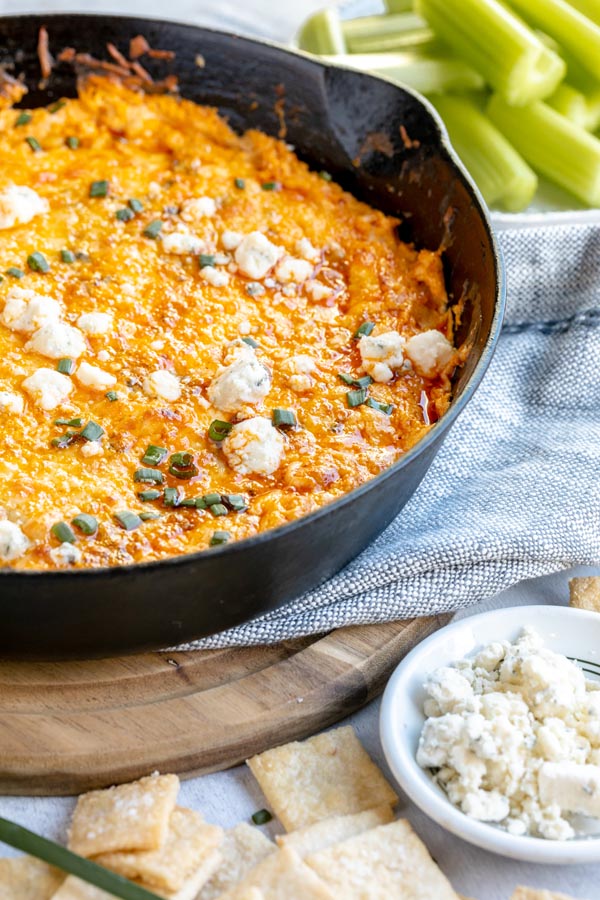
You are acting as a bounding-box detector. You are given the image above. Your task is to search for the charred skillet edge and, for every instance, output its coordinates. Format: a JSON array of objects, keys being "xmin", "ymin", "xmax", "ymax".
[{"xmin": 0, "ymin": 13, "xmax": 506, "ymax": 584}]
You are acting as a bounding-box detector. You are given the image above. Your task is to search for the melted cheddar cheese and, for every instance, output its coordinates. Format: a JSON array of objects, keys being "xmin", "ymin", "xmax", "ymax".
[{"xmin": 0, "ymin": 78, "xmax": 456, "ymax": 570}]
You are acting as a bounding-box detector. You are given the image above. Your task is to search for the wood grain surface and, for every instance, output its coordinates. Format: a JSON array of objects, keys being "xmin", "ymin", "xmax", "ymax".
[{"xmin": 0, "ymin": 615, "xmax": 449, "ymax": 796}]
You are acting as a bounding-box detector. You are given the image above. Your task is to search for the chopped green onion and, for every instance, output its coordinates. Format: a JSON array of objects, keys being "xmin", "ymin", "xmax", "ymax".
[
  {"xmin": 251, "ymin": 809, "xmax": 273, "ymax": 826},
  {"xmin": 261, "ymin": 181, "xmax": 281, "ymax": 191},
  {"xmin": 114, "ymin": 510, "xmax": 142, "ymax": 531},
  {"xmin": 89, "ymin": 179, "xmax": 109, "ymax": 198},
  {"xmin": 246, "ymin": 282, "xmax": 265, "ymax": 296},
  {"xmin": 80, "ymin": 421, "xmax": 104, "ymax": 442},
  {"xmin": 210, "ymin": 530, "xmax": 231, "ymax": 546},
  {"xmin": 168, "ymin": 451, "xmax": 199, "ymax": 479},
  {"xmin": 15, "ymin": 111, "xmax": 32, "ymax": 127},
  {"xmin": 416, "ymin": 0, "xmax": 565, "ymax": 105},
  {"xmin": 116, "ymin": 207, "xmax": 134, "ymax": 222},
  {"xmin": 141, "ymin": 444, "xmax": 168, "ymax": 466},
  {"xmin": 272, "ymin": 408, "xmax": 297, "ymax": 428},
  {"xmin": 346, "ymin": 388, "xmax": 369, "ymax": 408},
  {"xmin": 0, "ymin": 815, "xmax": 163, "ymax": 900},
  {"xmin": 128, "ymin": 198, "xmax": 144, "ymax": 213},
  {"xmin": 27, "ymin": 252, "xmax": 49, "ymax": 273},
  {"xmin": 76, "ymin": 251, "xmax": 90, "ymax": 262},
  {"xmin": 337, "ymin": 372, "xmax": 373, "ymax": 388},
  {"xmin": 143, "ymin": 219, "xmax": 163, "ymax": 239},
  {"xmin": 66, "ymin": 136, "xmax": 79, "ymax": 149},
  {"xmin": 199, "ymin": 253, "xmax": 216, "ymax": 268},
  {"xmin": 180, "ymin": 498, "xmax": 200, "ymax": 508},
  {"xmin": 72, "ymin": 513, "xmax": 98, "ymax": 535},
  {"xmin": 297, "ymin": 7, "xmax": 347, "ymax": 54},
  {"xmin": 429, "ymin": 93, "xmax": 537, "ymax": 212},
  {"xmin": 49, "ymin": 100, "xmax": 67, "ymax": 113},
  {"xmin": 51, "ymin": 521, "xmax": 76, "ymax": 544},
  {"xmin": 163, "ymin": 487, "xmax": 182, "ymax": 507},
  {"xmin": 105, "ymin": 390, "xmax": 118, "ymax": 401},
  {"xmin": 138, "ymin": 489, "xmax": 162, "ymax": 502},
  {"xmin": 487, "ymin": 94, "xmax": 600, "ymax": 207},
  {"xmin": 354, "ymin": 321, "xmax": 375, "ymax": 338},
  {"xmin": 56, "ymin": 357, "xmax": 75, "ymax": 375},
  {"xmin": 54, "ymin": 417, "xmax": 82, "ymax": 427},
  {"xmin": 134, "ymin": 467, "xmax": 165, "ymax": 484},
  {"xmin": 366, "ymin": 397, "xmax": 394, "ymax": 415},
  {"xmin": 51, "ymin": 433, "xmax": 76, "ymax": 449},
  {"xmin": 210, "ymin": 503, "xmax": 229, "ymax": 517},
  {"xmin": 6, "ymin": 267, "xmax": 25, "ymax": 279},
  {"xmin": 203, "ymin": 492, "xmax": 222, "ymax": 507},
  {"xmin": 222, "ymin": 494, "xmax": 248, "ymax": 512},
  {"xmin": 234, "ymin": 178, "xmax": 246, "ymax": 189},
  {"xmin": 60, "ymin": 249, "xmax": 76, "ymax": 263},
  {"xmin": 318, "ymin": 170, "xmax": 333, "ymax": 181},
  {"xmin": 139, "ymin": 510, "xmax": 161, "ymax": 521},
  {"xmin": 208, "ymin": 420, "xmax": 233, "ymax": 442},
  {"xmin": 25, "ymin": 136, "xmax": 42, "ymax": 152},
  {"xmin": 241, "ymin": 336, "xmax": 259, "ymax": 348}
]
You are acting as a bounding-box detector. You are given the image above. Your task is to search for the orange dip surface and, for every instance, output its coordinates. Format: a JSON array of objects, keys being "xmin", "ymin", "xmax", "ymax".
[{"xmin": 0, "ymin": 78, "xmax": 457, "ymax": 570}]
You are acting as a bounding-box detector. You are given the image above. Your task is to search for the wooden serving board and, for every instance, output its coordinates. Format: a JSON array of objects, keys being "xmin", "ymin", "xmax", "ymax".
[{"xmin": 0, "ymin": 615, "xmax": 448, "ymax": 796}]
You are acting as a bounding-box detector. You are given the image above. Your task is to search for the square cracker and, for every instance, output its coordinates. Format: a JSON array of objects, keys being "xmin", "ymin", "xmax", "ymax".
[
  {"xmin": 0, "ymin": 856, "xmax": 64, "ymax": 900},
  {"xmin": 47, "ymin": 876, "xmax": 113, "ymax": 900},
  {"xmin": 305, "ymin": 818, "xmax": 460, "ymax": 899},
  {"xmin": 511, "ymin": 890, "xmax": 583, "ymax": 900},
  {"xmin": 198, "ymin": 823, "xmax": 274, "ymax": 900},
  {"xmin": 276, "ymin": 805, "xmax": 394, "ymax": 858},
  {"xmin": 247, "ymin": 726, "xmax": 397, "ymax": 831},
  {"xmin": 569, "ymin": 576, "xmax": 600, "ymax": 612},
  {"xmin": 68, "ymin": 773, "xmax": 179, "ymax": 857},
  {"xmin": 93, "ymin": 807, "xmax": 223, "ymax": 892},
  {"xmin": 217, "ymin": 846, "xmax": 335, "ymax": 900}
]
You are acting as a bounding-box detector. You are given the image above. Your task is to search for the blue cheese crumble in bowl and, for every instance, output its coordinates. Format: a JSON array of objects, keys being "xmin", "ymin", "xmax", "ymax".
[{"xmin": 380, "ymin": 605, "xmax": 600, "ymax": 863}]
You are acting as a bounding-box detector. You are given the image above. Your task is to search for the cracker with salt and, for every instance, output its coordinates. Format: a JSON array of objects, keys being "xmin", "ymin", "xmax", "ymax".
[
  {"xmin": 0, "ymin": 856, "xmax": 64, "ymax": 900},
  {"xmin": 93, "ymin": 807, "xmax": 222, "ymax": 892},
  {"xmin": 276, "ymin": 805, "xmax": 394, "ymax": 858},
  {"xmin": 217, "ymin": 846, "xmax": 334, "ymax": 900},
  {"xmin": 160, "ymin": 850, "xmax": 222, "ymax": 900},
  {"xmin": 569, "ymin": 576, "xmax": 600, "ymax": 613},
  {"xmin": 47, "ymin": 876, "xmax": 113, "ymax": 900},
  {"xmin": 305, "ymin": 818, "xmax": 460, "ymax": 899},
  {"xmin": 198, "ymin": 822, "xmax": 274, "ymax": 900},
  {"xmin": 511, "ymin": 889, "xmax": 584, "ymax": 900},
  {"xmin": 247, "ymin": 726, "xmax": 397, "ymax": 831},
  {"xmin": 68, "ymin": 773, "xmax": 179, "ymax": 857}
]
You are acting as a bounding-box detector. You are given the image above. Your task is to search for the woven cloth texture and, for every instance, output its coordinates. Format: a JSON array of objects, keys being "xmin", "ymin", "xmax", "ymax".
[{"xmin": 181, "ymin": 222, "xmax": 600, "ymax": 649}]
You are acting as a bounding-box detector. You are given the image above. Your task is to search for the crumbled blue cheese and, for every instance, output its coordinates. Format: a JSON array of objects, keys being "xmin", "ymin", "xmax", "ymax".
[
  {"xmin": 275, "ymin": 257, "xmax": 313, "ymax": 284},
  {"xmin": 305, "ymin": 280, "xmax": 333, "ymax": 302},
  {"xmin": 284, "ymin": 354, "xmax": 317, "ymax": 393},
  {"xmin": 222, "ymin": 415, "xmax": 284, "ymax": 475},
  {"xmin": 234, "ymin": 232, "xmax": 283, "ymax": 280},
  {"xmin": 22, "ymin": 367, "xmax": 73, "ymax": 410},
  {"xmin": 161, "ymin": 230, "xmax": 206, "ymax": 255},
  {"xmin": 417, "ymin": 628, "xmax": 600, "ymax": 840},
  {"xmin": 0, "ymin": 184, "xmax": 49, "ymax": 230},
  {"xmin": 142, "ymin": 369, "xmax": 181, "ymax": 402},
  {"xmin": 200, "ymin": 265, "xmax": 229, "ymax": 287},
  {"xmin": 181, "ymin": 196, "xmax": 217, "ymax": 221},
  {"xmin": 25, "ymin": 322, "xmax": 86, "ymax": 360},
  {"xmin": 1, "ymin": 287, "xmax": 61, "ymax": 333},
  {"xmin": 50, "ymin": 542, "xmax": 82, "ymax": 566},
  {"xmin": 295, "ymin": 237, "xmax": 320, "ymax": 262},
  {"xmin": 359, "ymin": 331, "xmax": 405, "ymax": 383},
  {"xmin": 208, "ymin": 343, "xmax": 271, "ymax": 412},
  {"xmin": 0, "ymin": 390, "xmax": 24, "ymax": 414},
  {"xmin": 77, "ymin": 312, "xmax": 113, "ymax": 335},
  {"xmin": 405, "ymin": 330, "xmax": 454, "ymax": 379},
  {"xmin": 0, "ymin": 520, "xmax": 30, "ymax": 561},
  {"xmin": 221, "ymin": 230, "xmax": 243, "ymax": 250},
  {"xmin": 76, "ymin": 361, "xmax": 117, "ymax": 391}
]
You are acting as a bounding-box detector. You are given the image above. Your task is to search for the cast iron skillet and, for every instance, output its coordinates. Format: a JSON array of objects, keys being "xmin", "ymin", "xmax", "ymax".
[{"xmin": 0, "ymin": 14, "xmax": 505, "ymax": 658}]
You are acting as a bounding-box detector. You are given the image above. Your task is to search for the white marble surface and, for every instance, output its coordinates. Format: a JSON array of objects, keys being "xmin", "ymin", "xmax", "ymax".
[{"xmin": 1, "ymin": 1, "xmax": 599, "ymax": 896}]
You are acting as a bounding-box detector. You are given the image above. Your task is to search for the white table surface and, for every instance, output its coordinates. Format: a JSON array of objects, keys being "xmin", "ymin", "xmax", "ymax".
[{"xmin": 1, "ymin": 1, "xmax": 599, "ymax": 897}]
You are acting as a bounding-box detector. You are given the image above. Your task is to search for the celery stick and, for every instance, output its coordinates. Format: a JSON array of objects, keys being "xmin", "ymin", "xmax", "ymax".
[
  {"xmin": 487, "ymin": 93, "xmax": 600, "ymax": 206},
  {"xmin": 384, "ymin": 0, "xmax": 414, "ymax": 12},
  {"xmin": 297, "ymin": 8, "xmax": 346, "ymax": 55},
  {"xmin": 547, "ymin": 83, "xmax": 591, "ymax": 128},
  {"xmin": 561, "ymin": 0, "xmax": 600, "ymax": 26},
  {"xmin": 429, "ymin": 94, "xmax": 537, "ymax": 211},
  {"xmin": 342, "ymin": 13, "xmax": 436, "ymax": 54},
  {"xmin": 506, "ymin": 0, "xmax": 600, "ymax": 81},
  {"xmin": 416, "ymin": 0, "xmax": 566, "ymax": 105},
  {"xmin": 322, "ymin": 52, "xmax": 485, "ymax": 94}
]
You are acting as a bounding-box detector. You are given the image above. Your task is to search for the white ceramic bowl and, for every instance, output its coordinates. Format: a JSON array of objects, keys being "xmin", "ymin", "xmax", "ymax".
[{"xmin": 380, "ymin": 604, "xmax": 600, "ymax": 864}]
